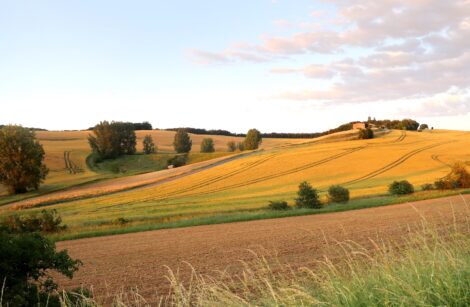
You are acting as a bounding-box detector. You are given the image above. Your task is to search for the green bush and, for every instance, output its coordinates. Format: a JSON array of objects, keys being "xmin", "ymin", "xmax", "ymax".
[
  {"xmin": 358, "ymin": 128, "xmax": 374, "ymax": 139},
  {"xmin": 114, "ymin": 217, "xmax": 130, "ymax": 225},
  {"xmin": 295, "ymin": 181, "xmax": 322, "ymax": 209},
  {"xmin": 227, "ymin": 141, "xmax": 237, "ymax": 152},
  {"xmin": 238, "ymin": 142, "xmax": 245, "ymax": 151},
  {"xmin": 421, "ymin": 183, "xmax": 434, "ymax": 191},
  {"xmin": 4, "ymin": 209, "xmax": 67, "ymax": 233},
  {"xmin": 389, "ymin": 180, "xmax": 415, "ymax": 195},
  {"xmin": 244, "ymin": 129, "xmax": 262, "ymax": 150},
  {"xmin": 268, "ymin": 201, "xmax": 290, "ymax": 210},
  {"xmin": 328, "ymin": 185, "xmax": 350, "ymax": 203},
  {"xmin": 168, "ymin": 154, "xmax": 188, "ymax": 167},
  {"xmin": 200, "ymin": 138, "xmax": 215, "ymax": 153}
]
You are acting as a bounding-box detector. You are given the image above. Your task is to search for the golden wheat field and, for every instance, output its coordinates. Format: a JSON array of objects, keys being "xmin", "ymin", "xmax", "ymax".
[{"xmin": 1, "ymin": 129, "xmax": 469, "ymax": 238}]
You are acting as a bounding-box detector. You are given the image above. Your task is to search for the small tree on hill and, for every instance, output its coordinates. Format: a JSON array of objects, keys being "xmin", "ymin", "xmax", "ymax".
[
  {"xmin": 143, "ymin": 134, "xmax": 156, "ymax": 154},
  {"xmin": 419, "ymin": 124, "xmax": 429, "ymax": 130},
  {"xmin": 173, "ymin": 129, "xmax": 192, "ymax": 153},
  {"xmin": 358, "ymin": 128, "xmax": 374, "ymax": 139},
  {"xmin": 389, "ymin": 180, "xmax": 414, "ymax": 195},
  {"xmin": 0, "ymin": 125, "xmax": 49, "ymax": 194},
  {"xmin": 227, "ymin": 141, "xmax": 237, "ymax": 152},
  {"xmin": 244, "ymin": 129, "xmax": 262, "ymax": 150},
  {"xmin": 238, "ymin": 142, "xmax": 245, "ymax": 151},
  {"xmin": 295, "ymin": 181, "xmax": 322, "ymax": 209},
  {"xmin": 200, "ymin": 138, "xmax": 215, "ymax": 153}
]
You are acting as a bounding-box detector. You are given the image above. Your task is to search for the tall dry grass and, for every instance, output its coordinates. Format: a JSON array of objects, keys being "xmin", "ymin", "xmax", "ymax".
[{"xmin": 50, "ymin": 197, "xmax": 470, "ymax": 306}]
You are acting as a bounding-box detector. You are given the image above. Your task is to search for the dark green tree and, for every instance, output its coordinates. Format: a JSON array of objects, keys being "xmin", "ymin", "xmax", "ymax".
[
  {"xmin": 358, "ymin": 128, "xmax": 374, "ymax": 139},
  {"xmin": 173, "ymin": 129, "xmax": 192, "ymax": 153},
  {"xmin": 419, "ymin": 124, "xmax": 429, "ymax": 130},
  {"xmin": 295, "ymin": 181, "xmax": 322, "ymax": 209},
  {"xmin": 88, "ymin": 121, "xmax": 137, "ymax": 160},
  {"xmin": 142, "ymin": 134, "xmax": 156, "ymax": 154},
  {"xmin": 227, "ymin": 141, "xmax": 237, "ymax": 152},
  {"xmin": 0, "ymin": 210, "xmax": 81, "ymax": 306},
  {"xmin": 0, "ymin": 125, "xmax": 49, "ymax": 194},
  {"xmin": 244, "ymin": 129, "xmax": 262, "ymax": 150},
  {"xmin": 200, "ymin": 138, "xmax": 215, "ymax": 153},
  {"xmin": 328, "ymin": 185, "xmax": 350, "ymax": 203}
]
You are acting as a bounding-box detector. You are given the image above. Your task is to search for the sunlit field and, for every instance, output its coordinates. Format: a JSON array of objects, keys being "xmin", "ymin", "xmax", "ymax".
[{"xmin": 2, "ymin": 129, "xmax": 469, "ymax": 239}]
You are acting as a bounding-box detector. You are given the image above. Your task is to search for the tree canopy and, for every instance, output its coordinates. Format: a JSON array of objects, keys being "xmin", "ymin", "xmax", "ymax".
[
  {"xmin": 173, "ymin": 129, "xmax": 192, "ymax": 153},
  {"xmin": 0, "ymin": 125, "xmax": 49, "ymax": 194},
  {"xmin": 88, "ymin": 121, "xmax": 137, "ymax": 160},
  {"xmin": 200, "ymin": 138, "xmax": 215, "ymax": 153},
  {"xmin": 244, "ymin": 129, "xmax": 262, "ymax": 150}
]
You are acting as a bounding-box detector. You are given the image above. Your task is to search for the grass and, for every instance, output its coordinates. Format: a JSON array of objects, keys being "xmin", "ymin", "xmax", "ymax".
[
  {"xmin": 49, "ymin": 188, "xmax": 470, "ymax": 241},
  {"xmin": 54, "ymin": 198, "xmax": 470, "ymax": 306}
]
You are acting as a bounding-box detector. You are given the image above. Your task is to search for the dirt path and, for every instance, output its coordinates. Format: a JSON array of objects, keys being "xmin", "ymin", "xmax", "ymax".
[{"xmin": 57, "ymin": 194, "xmax": 470, "ymax": 301}]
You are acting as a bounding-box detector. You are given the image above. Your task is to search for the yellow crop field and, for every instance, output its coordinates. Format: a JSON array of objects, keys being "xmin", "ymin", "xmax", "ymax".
[{"xmin": 2, "ymin": 129, "xmax": 469, "ymax": 239}]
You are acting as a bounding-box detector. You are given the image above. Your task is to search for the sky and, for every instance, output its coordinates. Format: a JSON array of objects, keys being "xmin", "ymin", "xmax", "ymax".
[{"xmin": 1, "ymin": 0, "xmax": 470, "ymax": 133}]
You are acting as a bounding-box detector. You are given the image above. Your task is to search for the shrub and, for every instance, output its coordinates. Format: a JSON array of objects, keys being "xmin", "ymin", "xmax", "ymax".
[
  {"xmin": 238, "ymin": 142, "xmax": 245, "ymax": 151},
  {"xmin": 227, "ymin": 141, "xmax": 237, "ymax": 152},
  {"xmin": 200, "ymin": 138, "xmax": 215, "ymax": 153},
  {"xmin": 328, "ymin": 185, "xmax": 350, "ymax": 203},
  {"xmin": 3, "ymin": 209, "xmax": 67, "ymax": 233},
  {"xmin": 143, "ymin": 134, "xmax": 156, "ymax": 154},
  {"xmin": 295, "ymin": 181, "xmax": 322, "ymax": 209},
  {"xmin": 0, "ymin": 125, "xmax": 49, "ymax": 194},
  {"xmin": 433, "ymin": 162, "xmax": 470, "ymax": 190},
  {"xmin": 358, "ymin": 128, "xmax": 374, "ymax": 139},
  {"xmin": 168, "ymin": 154, "xmax": 188, "ymax": 167},
  {"xmin": 268, "ymin": 201, "xmax": 290, "ymax": 210},
  {"xmin": 421, "ymin": 183, "xmax": 435, "ymax": 191},
  {"xmin": 0, "ymin": 212, "xmax": 81, "ymax": 306},
  {"xmin": 114, "ymin": 217, "xmax": 130, "ymax": 225},
  {"xmin": 244, "ymin": 129, "xmax": 262, "ymax": 150},
  {"xmin": 389, "ymin": 180, "xmax": 415, "ymax": 195},
  {"xmin": 173, "ymin": 129, "xmax": 192, "ymax": 153}
]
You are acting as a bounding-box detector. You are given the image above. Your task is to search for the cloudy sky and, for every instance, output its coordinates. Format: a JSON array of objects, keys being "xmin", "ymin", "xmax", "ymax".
[{"xmin": 1, "ymin": 0, "xmax": 469, "ymax": 132}]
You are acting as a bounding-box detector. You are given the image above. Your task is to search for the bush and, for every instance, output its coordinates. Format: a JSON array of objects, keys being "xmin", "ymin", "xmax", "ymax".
[
  {"xmin": 143, "ymin": 134, "xmax": 156, "ymax": 154},
  {"xmin": 244, "ymin": 129, "xmax": 262, "ymax": 150},
  {"xmin": 200, "ymin": 138, "xmax": 215, "ymax": 153},
  {"xmin": 295, "ymin": 181, "xmax": 322, "ymax": 209},
  {"xmin": 168, "ymin": 154, "xmax": 188, "ymax": 167},
  {"xmin": 238, "ymin": 142, "xmax": 245, "ymax": 151},
  {"xmin": 173, "ymin": 129, "xmax": 192, "ymax": 153},
  {"xmin": 114, "ymin": 217, "xmax": 130, "ymax": 225},
  {"xmin": 3, "ymin": 209, "xmax": 67, "ymax": 233},
  {"xmin": 0, "ymin": 211, "xmax": 81, "ymax": 306},
  {"xmin": 358, "ymin": 128, "xmax": 374, "ymax": 140},
  {"xmin": 328, "ymin": 185, "xmax": 350, "ymax": 203},
  {"xmin": 0, "ymin": 125, "xmax": 49, "ymax": 194},
  {"xmin": 389, "ymin": 180, "xmax": 415, "ymax": 195},
  {"xmin": 421, "ymin": 183, "xmax": 435, "ymax": 191},
  {"xmin": 433, "ymin": 162, "xmax": 470, "ymax": 190},
  {"xmin": 227, "ymin": 141, "xmax": 237, "ymax": 152},
  {"xmin": 268, "ymin": 201, "xmax": 290, "ymax": 210}
]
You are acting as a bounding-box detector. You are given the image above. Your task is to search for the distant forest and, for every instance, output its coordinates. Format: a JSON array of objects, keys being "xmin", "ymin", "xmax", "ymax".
[
  {"xmin": 2, "ymin": 118, "xmax": 423, "ymax": 138},
  {"xmin": 166, "ymin": 118, "xmax": 422, "ymax": 139}
]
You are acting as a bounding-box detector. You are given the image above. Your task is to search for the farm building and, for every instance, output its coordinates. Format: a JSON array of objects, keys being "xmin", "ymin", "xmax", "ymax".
[{"xmin": 352, "ymin": 122, "xmax": 367, "ymax": 130}]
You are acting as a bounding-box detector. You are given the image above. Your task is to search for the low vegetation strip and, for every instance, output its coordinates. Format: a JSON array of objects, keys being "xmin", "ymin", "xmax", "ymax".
[{"xmin": 55, "ymin": 194, "xmax": 470, "ymax": 302}]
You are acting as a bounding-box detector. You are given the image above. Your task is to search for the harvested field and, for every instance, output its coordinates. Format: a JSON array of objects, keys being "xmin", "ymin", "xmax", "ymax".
[{"xmin": 56, "ymin": 194, "xmax": 470, "ymax": 303}]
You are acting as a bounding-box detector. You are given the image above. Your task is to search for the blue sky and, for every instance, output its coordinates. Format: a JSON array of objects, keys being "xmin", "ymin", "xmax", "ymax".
[{"xmin": 1, "ymin": 0, "xmax": 469, "ymax": 132}]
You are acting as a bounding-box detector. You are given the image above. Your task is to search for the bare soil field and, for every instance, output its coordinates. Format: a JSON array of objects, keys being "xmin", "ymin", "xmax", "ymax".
[{"xmin": 57, "ymin": 194, "xmax": 470, "ymax": 302}]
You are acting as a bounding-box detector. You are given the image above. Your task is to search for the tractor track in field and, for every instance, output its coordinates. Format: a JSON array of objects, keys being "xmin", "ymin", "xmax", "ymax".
[
  {"xmin": 64, "ymin": 151, "xmax": 83, "ymax": 174},
  {"xmin": 341, "ymin": 141, "xmax": 455, "ymax": 187},
  {"xmin": 151, "ymin": 146, "xmax": 368, "ymax": 203},
  {"xmin": 149, "ymin": 131, "xmax": 408, "ymax": 202}
]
